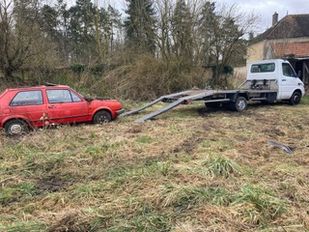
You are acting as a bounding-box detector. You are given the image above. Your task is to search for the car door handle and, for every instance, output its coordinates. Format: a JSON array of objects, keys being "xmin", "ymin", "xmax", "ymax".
[
  {"xmin": 282, "ymin": 79, "xmax": 287, "ymax": 82},
  {"xmin": 48, "ymin": 105, "xmax": 56, "ymax": 109}
]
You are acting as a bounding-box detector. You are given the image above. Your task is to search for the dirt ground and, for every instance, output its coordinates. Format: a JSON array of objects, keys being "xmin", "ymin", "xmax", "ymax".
[{"xmin": 0, "ymin": 100, "xmax": 308, "ymax": 232}]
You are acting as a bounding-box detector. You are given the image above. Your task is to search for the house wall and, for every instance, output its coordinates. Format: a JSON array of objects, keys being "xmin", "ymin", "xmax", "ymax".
[
  {"xmin": 271, "ymin": 37, "xmax": 309, "ymax": 58},
  {"xmin": 247, "ymin": 37, "xmax": 309, "ymax": 63},
  {"xmin": 247, "ymin": 41, "xmax": 266, "ymax": 63}
]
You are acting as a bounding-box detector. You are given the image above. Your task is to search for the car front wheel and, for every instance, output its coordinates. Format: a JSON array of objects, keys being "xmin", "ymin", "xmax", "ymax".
[
  {"xmin": 93, "ymin": 110, "xmax": 112, "ymax": 124},
  {"xmin": 4, "ymin": 119, "xmax": 29, "ymax": 136}
]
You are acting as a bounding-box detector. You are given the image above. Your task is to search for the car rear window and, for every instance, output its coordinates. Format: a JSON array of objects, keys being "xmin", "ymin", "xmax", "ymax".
[
  {"xmin": 251, "ymin": 63, "xmax": 275, "ymax": 73},
  {"xmin": 10, "ymin": 91, "xmax": 43, "ymax": 106}
]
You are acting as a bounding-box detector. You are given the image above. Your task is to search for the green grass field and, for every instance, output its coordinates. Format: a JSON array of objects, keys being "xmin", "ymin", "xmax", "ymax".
[{"xmin": 0, "ymin": 101, "xmax": 308, "ymax": 231}]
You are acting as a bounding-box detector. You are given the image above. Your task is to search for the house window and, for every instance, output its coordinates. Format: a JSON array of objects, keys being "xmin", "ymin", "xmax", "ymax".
[
  {"xmin": 10, "ymin": 91, "xmax": 43, "ymax": 106},
  {"xmin": 282, "ymin": 63, "xmax": 297, "ymax": 77},
  {"xmin": 251, "ymin": 63, "xmax": 275, "ymax": 73}
]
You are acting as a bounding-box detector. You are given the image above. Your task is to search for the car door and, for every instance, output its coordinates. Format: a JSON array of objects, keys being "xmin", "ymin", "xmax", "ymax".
[
  {"xmin": 280, "ymin": 63, "xmax": 299, "ymax": 99},
  {"xmin": 9, "ymin": 90, "xmax": 47, "ymax": 127},
  {"xmin": 46, "ymin": 89, "xmax": 89, "ymax": 124}
]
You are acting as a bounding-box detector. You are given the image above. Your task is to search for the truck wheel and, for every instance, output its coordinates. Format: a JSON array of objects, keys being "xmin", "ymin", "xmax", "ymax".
[
  {"xmin": 4, "ymin": 119, "xmax": 29, "ymax": 136},
  {"xmin": 230, "ymin": 97, "xmax": 248, "ymax": 112},
  {"xmin": 289, "ymin": 91, "xmax": 302, "ymax": 105},
  {"xmin": 93, "ymin": 110, "xmax": 112, "ymax": 124}
]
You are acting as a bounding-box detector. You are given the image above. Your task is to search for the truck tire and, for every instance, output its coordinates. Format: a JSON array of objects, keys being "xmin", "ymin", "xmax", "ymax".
[
  {"xmin": 93, "ymin": 110, "xmax": 112, "ymax": 124},
  {"xmin": 289, "ymin": 91, "xmax": 302, "ymax": 105},
  {"xmin": 4, "ymin": 119, "xmax": 29, "ymax": 136},
  {"xmin": 230, "ymin": 96, "xmax": 248, "ymax": 112}
]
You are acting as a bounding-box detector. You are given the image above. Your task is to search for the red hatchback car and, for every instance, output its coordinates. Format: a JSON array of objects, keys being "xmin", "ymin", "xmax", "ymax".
[{"xmin": 0, "ymin": 85, "xmax": 124, "ymax": 135}]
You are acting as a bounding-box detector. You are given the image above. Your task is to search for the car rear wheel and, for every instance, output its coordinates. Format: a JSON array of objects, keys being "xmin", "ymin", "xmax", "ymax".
[
  {"xmin": 4, "ymin": 119, "xmax": 29, "ymax": 136},
  {"xmin": 93, "ymin": 110, "xmax": 112, "ymax": 124}
]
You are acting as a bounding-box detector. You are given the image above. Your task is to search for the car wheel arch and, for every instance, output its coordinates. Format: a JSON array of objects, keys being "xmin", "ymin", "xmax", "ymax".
[
  {"xmin": 92, "ymin": 108, "xmax": 113, "ymax": 120},
  {"xmin": 3, "ymin": 118, "xmax": 32, "ymax": 135},
  {"xmin": 3, "ymin": 117, "xmax": 32, "ymax": 128}
]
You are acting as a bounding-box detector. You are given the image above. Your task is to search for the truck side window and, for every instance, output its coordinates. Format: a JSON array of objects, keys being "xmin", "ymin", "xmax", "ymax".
[{"xmin": 282, "ymin": 63, "xmax": 297, "ymax": 77}]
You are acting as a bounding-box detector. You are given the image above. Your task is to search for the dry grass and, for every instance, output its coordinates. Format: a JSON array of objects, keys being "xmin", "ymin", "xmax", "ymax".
[{"xmin": 0, "ymin": 100, "xmax": 308, "ymax": 231}]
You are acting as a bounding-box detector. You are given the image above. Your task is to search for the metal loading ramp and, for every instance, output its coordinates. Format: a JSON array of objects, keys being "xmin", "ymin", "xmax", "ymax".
[{"xmin": 122, "ymin": 89, "xmax": 218, "ymax": 123}]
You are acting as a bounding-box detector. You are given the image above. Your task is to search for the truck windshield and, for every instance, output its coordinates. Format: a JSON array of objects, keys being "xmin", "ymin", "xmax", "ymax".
[{"xmin": 251, "ymin": 63, "xmax": 275, "ymax": 73}]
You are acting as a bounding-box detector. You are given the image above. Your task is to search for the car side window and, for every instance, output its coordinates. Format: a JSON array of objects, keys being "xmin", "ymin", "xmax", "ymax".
[
  {"xmin": 47, "ymin": 90, "xmax": 73, "ymax": 103},
  {"xmin": 10, "ymin": 91, "xmax": 43, "ymax": 106},
  {"xmin": 71, "ymin": 91, "xmax": 82, "ymax": 102},
  {"xmin": 282, "ymin": 63, "xmax": 297, "ymax": 77}
]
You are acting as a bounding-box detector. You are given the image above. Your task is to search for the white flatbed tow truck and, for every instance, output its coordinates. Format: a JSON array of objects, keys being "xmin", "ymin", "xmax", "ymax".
[{"xmin": 123, "ymin": 59, "xmax": 305, "ymax": 123}]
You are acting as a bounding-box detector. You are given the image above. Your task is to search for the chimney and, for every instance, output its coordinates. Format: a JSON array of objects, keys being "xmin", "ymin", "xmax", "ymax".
[{"xmin": 272, "ymin": 12, "xmax": 278, "ymax": 26}]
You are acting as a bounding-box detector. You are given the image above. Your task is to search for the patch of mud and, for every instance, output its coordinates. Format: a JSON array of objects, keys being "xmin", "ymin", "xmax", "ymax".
[
  {"xmin": 172, "ymin": 136, "xmax": 204, "ymax": 154},
  {"xmin": 126, "ymin": 124, "xmax": 143, "ymax": 134},
  {"xmin": 36, "ymin": 174, "xmax": 76, "ymax": 193}
]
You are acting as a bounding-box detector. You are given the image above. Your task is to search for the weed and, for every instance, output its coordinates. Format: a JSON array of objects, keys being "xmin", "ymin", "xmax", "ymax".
[
  {"xmin": 160, "ymin": 185, "xmax": 232, "ymax": 210},
  {"xmin": 301, "ymin": 95, "xmax": 309, "ymax": 105},
  {"xmin": 136, "ymin": 135, "xmax": 153, "ymax": 144},
  {"xmin": 0, "ymin": 221, "xmax": 47, "ymax": 232},
  {"xmin": 156, "ymin": 161, "xmax": 172, "ymax": 176},
  {"xmin": 0, "ymin": 182, "xmax": 37, "ymax": 205},
  {"xmin": 107, "ymin": 211, "xmax": 172, "ymax": 232},
  {"xmin": 232, "ymin": 185, "xmax": 286, "ymax": 224},
  {"xmin": 203, "ymin": 155, "xmax": 241, "ymax": 178}
]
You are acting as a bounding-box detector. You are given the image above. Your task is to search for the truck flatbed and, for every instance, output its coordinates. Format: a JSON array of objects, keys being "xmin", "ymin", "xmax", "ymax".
[{"xmin": 123, "ymin": 87, "xmax": 278, "ymax": 123}]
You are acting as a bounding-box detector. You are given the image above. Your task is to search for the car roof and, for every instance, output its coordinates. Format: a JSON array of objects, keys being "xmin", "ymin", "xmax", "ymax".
[{"xmin": 5, "ymin": 85, "xmax": 70, "ymax": 91}]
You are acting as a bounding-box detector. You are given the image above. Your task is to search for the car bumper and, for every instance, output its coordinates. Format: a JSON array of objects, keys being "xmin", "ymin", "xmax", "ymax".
[{"xmin": 116, "ymin": 109, "xmax": 125, "ymax": 115}]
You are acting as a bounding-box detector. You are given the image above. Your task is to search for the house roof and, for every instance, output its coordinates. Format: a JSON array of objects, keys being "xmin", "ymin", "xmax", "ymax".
[{"xmin": 251, "ymin": 14, "xmax": 309, "ymax": 44}]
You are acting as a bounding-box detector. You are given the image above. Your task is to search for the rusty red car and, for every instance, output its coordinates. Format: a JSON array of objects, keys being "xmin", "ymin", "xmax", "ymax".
[{"xmin": 0, "ymin": 85, "xmax": 124, "ymax": 135}]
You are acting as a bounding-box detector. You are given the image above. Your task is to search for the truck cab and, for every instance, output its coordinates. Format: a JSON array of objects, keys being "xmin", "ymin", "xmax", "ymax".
[{"xmin": 247, "ymin": 59, "xmax": 305, "ymax": 104}]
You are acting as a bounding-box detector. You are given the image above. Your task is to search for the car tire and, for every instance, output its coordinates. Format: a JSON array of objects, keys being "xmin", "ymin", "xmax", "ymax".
[
  {"xmin": 289, "ymin": 91, "xmax": 302, "ymax": 105},
  {"xmin": 230, "ymin": 96, "xmax": 248, "ymax": 112},
  {"xmin": 93, "ymin": 110, "xmax": 112, "ymax": 124},
  {"xmin": 4, "ymin": 119, "xmax": 29, "ymax": 136}
]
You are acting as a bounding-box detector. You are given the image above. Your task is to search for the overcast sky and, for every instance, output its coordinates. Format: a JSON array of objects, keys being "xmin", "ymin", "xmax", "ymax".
[
  {"xmin": 218, "ymin": 0, "xmax": 309, "ymax": 33},
  {"xmin": 65, "ymin": 0, "xmax": 308, "ymax": 34}
]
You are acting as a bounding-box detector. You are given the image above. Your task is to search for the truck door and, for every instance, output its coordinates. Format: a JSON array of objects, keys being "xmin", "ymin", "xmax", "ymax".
[{"xmin": 279, "ymin": 63, "xmax": 299, "ymax": 99}]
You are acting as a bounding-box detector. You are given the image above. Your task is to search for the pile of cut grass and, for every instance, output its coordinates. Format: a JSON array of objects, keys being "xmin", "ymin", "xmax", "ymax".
[{"xmin": 0, "ymin": 102, "xmax": 308, "ymax": 231}]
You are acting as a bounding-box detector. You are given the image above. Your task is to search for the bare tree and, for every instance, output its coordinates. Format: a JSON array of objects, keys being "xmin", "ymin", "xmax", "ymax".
[{"xmin": 0, "ymin": 0, "xmax": 46, "ymax": 80}]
